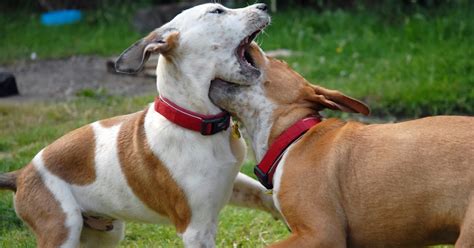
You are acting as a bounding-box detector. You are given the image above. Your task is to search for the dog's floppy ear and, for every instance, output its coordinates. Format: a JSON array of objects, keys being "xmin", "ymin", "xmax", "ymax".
[
  {"xmin": 308, "ymin": 85, "xmax": 370, "ymax": 116},
  {"xmin": 115, "ymin": 29, "xmax": 179, "ymax": 74}
]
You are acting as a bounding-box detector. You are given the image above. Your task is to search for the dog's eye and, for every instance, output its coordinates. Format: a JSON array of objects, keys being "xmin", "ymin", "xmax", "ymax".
[{"xmin": 209, "ymin": 8, "xmax": 225, "ymax": 14}]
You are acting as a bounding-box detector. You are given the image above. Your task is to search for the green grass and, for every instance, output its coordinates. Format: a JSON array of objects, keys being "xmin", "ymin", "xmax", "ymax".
[
  {"xmin": 0, "ymin": 6, "xmax": 141, "ymax": 63},
  {"xmin": 0, "ymin": 199, "xmax": 287, "ymax": 247}
]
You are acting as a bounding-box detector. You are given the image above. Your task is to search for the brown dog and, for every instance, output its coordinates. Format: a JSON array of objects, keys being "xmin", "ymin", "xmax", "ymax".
[{"xmin": 209, "ymin": 43, "xmax": 474, "ymax": 247}]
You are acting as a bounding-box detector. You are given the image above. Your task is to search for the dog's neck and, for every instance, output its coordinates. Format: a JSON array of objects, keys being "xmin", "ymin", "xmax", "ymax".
[
  {"xmin": 155, "ymin": 56, "xmax": 223, "ymax": 115},
  {"xmin": 242, "ymin": 105, "xmax": 317, "ymax": 162}
]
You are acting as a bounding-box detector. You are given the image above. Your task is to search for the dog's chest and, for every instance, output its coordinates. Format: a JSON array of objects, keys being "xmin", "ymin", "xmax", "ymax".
[
  {"xmin": 145, "ymin": 110, "xmax": 241, "ymax": 214},
  {"xmin": 271, "ymin": 143, "xmax": 295, "ymax": 226}
]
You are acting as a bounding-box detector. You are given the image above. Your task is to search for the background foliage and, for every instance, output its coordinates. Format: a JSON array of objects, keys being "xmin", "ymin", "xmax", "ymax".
[{"xmin": 1, "ymin": 0, "xmax": 472, "ymax": 117}]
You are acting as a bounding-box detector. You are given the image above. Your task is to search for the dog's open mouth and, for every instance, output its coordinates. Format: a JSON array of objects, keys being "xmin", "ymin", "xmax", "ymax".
[{"xmin": 236, "ymin": 30, "xmax": 260, "ymax": 70}]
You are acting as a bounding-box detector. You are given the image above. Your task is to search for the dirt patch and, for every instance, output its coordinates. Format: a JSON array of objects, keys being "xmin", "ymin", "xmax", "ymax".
[{"xmin": 0, "ymin": 56, "xmax": 156, "ymax": 103}]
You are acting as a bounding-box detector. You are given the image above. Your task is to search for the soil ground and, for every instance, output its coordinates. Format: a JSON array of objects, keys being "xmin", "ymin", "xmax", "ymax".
[{"xmin": 0, "ymin": 56, "xmax": 156, "ymax": 103}]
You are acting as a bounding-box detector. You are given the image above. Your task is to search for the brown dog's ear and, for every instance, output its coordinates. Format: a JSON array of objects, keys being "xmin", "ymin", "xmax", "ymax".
[
  {"xmin": 308, "ymin": 85, "xmax": 370, "ymax": 116},
  {"xmin": 115, "ymin": 29, "xmax": 179, "ymax": 74}
]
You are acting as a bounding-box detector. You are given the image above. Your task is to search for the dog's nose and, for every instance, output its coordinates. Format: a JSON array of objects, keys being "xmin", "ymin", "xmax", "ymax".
[{"xmin": 256, "ymin": 3, "xmax": 268, "ymax": 12}]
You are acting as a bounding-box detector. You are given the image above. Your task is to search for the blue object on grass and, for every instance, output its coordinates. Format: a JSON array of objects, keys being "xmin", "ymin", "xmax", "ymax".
[{"xmin": 41, "ymin": 10, "xmax": 82, "ymax": 26}]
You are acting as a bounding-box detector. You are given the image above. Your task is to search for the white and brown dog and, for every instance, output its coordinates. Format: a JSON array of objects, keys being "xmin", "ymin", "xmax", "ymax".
[
  {"xmin": 210, "ymin": 44, "xmax": 474, "ymax": 247},
  {"xmin": 0, "ymin": 3, "xmax": 278, "ymax": 248}
]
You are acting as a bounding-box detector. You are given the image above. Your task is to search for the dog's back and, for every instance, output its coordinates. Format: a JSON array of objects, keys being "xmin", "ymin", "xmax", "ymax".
[
  {"xmin": 337, "ymin": 116, "xmax": 473, "ymax": 246},
  {"xmin": 276, "ymin": 116, "xmax": 473, "ymax": 246}
]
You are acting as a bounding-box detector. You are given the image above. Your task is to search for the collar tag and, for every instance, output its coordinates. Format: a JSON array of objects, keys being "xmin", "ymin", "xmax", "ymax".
[{"xmin": 231, "ymin": 121, "xmax": 241, "ymax": 139}]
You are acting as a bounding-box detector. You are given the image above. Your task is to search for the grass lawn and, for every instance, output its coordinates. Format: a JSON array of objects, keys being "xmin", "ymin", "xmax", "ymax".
[{"xmin": 1, "ymin": 2, "xmax": 472, "ymax": 247}]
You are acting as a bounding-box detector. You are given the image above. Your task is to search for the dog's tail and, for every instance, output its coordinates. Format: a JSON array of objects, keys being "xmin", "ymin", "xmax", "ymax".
[{"xmin": 0, "ymin": 171, "xmax": 18, "ymax": 191}]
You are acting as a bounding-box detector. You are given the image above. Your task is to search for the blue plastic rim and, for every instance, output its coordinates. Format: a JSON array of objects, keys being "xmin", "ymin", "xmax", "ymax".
[{"xmin": 41, "ymin": 10, "xmax": 82, "ymax": 26}]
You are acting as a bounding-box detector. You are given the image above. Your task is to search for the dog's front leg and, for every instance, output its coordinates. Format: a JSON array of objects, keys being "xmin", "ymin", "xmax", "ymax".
[
  {"xmin": 229, "ymin": 172, "xmax": 282, "ymax": 220},
  {"xmin": 181, "ymin": 218, "xmax": 218, "ymax": 248}
]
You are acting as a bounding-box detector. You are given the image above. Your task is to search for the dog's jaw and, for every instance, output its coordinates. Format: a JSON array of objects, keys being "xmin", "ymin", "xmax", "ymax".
[{"xmin": 233, "ymin": 24, "xmax": 269, "ymax": 83}]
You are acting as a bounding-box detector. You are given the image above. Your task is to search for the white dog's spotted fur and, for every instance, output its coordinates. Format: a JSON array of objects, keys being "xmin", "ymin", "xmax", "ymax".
[{"xmin": 2, "ymin": 3, "xmax": 277, "ymax": 248}]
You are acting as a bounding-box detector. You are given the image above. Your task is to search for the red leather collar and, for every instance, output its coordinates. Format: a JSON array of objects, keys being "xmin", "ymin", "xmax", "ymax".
[
  {"xmin": 154, "ymin": 96, "xmax": 231, "ymax": 135},
  {"xmin": 254, "ymin": 116, "xmax": 321, "ymax": 189}
]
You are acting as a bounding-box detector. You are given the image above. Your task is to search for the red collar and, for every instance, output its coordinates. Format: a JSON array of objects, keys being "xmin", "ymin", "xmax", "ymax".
[
  {"xmin": 254, "ymin": 116, "xmax": 321, "ymax": 189},
  {"xmin": 154, "ymin": 96, "xmax": 231, "ymax": 135}
]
